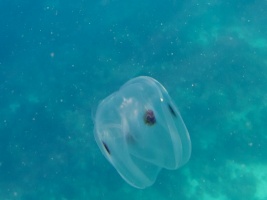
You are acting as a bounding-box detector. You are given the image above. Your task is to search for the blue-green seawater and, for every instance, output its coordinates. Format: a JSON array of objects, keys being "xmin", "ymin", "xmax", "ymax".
[{"xmin": 1, "ymin": 0, "xmax": 267, "ymax": 199}]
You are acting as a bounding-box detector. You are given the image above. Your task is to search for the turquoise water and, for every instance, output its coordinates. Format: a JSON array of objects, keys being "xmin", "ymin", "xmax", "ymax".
[{"xmin": 1, "ymin": 0, "xmax": 267, "ymax": 199}]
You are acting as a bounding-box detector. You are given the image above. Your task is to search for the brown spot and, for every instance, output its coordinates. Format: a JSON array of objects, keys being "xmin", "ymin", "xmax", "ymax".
[
  {"xmin": 144, "ymin": 109, "xmax": 156, "ymax": 126},
  {"xmin": 168, "ymin": 104, "xmax": 177, "ymax": 117},
  {"xmin": 102, "ymin": 141, "xmax": 110, "ymax": 155}
]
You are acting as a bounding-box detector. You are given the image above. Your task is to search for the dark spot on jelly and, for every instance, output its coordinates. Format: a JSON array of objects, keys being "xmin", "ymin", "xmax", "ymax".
[
  {"xmin": 144, "ymin": 109, "xmax": 156, "ymax": 126},
  {"xmin": 102, "ymin": 141, "xmax": 110, "ymax": 155},
  {"xmin": 168, "ymin": 104, "xmax": 177, "ymax": 117}
]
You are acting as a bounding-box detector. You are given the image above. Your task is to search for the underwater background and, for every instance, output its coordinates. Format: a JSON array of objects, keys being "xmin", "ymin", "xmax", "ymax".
[{"xmin": 1, "ymin": 0, "xmax": 267, "ymax": 199}]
